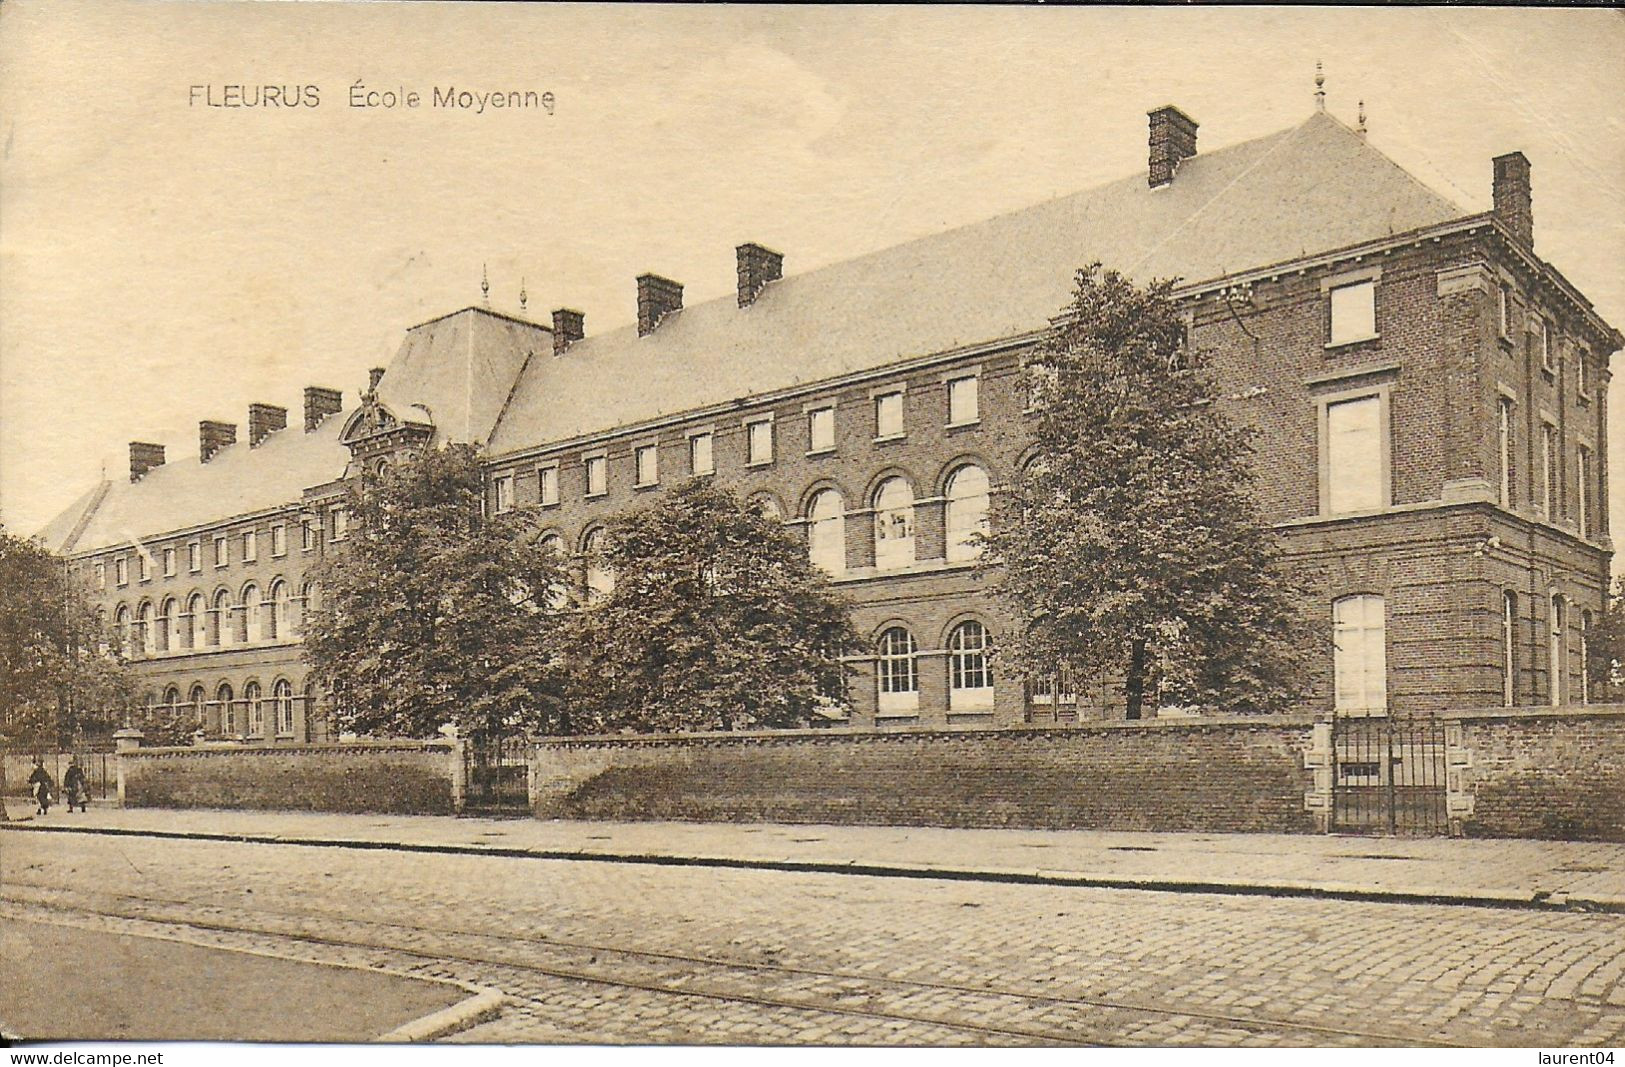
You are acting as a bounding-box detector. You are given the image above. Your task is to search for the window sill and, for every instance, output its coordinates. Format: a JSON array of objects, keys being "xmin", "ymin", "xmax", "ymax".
[
  {"xmin": 873, "ymin": 433, "xmax": 907, "ymax": 445},
  {"xmin": 583, "ymin": 492, "xmax": 607, "ymax": 501},
  {"xmin": 744, "ymin": 459, "xmax": 774, "ymax": 470},
  {"xmin": 874, "ymin": 711, "xmax": 920, "ymax": 722},
  {"xmin": 1324, "ymin": 334, "xmax": 1380, "ymax": 351},
  {"xmin": 538, "ymin": 499, "xmax": 561, "ymax": 510},
  {"xmin": 632, "ymin": 483, "xmax": 659, "ymax": 492},
  {"xmin": 805, "ymin": 448, "xmax": 836, "ymax": 459},
  {"xmin": 945, "ymin": 419, "xmax": 981, "ymax": 431}
]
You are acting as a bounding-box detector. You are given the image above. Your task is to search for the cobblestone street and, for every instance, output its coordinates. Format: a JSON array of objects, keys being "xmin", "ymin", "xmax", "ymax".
[{"xmin": 3, "ymin": 829, "xmax": 1624, "ymax": 1046}]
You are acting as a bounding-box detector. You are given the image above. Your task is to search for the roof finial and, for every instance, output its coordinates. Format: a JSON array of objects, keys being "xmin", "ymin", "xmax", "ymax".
[
  {"xmin": 519, "ymin": 278, "xmax": 528, "ymax": 314},
  {"xmin": 1314, "ymin": 61, "xmax": 1326, "ymax": 112},
  {"xmin": 481, "ymin": 263, "xmax": 490, "ymax": 306},
  {"xmin": 1357, "ymin": 99, "xmax": 1367, "ymax": 136}
]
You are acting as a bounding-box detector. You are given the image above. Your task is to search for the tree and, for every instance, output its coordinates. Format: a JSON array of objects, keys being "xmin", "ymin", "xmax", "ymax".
[
  {"xmin": 561, "ymin": 481, "xmax": 857, "ymax": 733},
  {"xmin": 0, "ymin": 527, "xmax": 132, "ymax": 818},
  {"xmin": 303, "ymin": 444, "xmax": 573, "ymax": 740},
  {"xmin": 1589, "ymin": 577, "xmax": 1625, "ymax": 703},
  {"xmin": 985, "ymin": 265, "xmax": 1316, "ymax": 719}
]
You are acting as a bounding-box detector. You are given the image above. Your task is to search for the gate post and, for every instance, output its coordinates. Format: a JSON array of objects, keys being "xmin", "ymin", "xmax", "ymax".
[
  {"xmin": 1444, "ymin": 719, "xmax": 1473, "ymax": 837},
  {"xmin": 112, "ymin": 727, "xmax": 144, "ymax": 808},
  {"xmin": 1303, "ymin": 713, "xmax": 1334, "ymax": 833},
  {"xmin": 444, "ymin": 727, "xmax": 467, "ymax": 815}
]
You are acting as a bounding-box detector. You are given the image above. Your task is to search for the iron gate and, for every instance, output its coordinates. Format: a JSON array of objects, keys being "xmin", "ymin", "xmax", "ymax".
[
  {"xmin": 462, "ymin": 734, "xmax": 531, "ymax": 815},
  {"xmin": 1330, "ymin": 712, "xmax": 1448, "ymax": 835}
]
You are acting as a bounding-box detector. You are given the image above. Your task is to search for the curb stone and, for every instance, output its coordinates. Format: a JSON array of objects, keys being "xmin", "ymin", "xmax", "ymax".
[{"xmin": 6, "ymin": 820, "xmax": 1620, "ymax": 914}]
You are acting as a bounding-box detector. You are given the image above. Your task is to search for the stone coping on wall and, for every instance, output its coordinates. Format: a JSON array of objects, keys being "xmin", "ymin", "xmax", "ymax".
[
  {"xmin": 1450, "ymin": 704, "xmax": 1625, "ymax": 723},
  {"xmin": 533, "ymin": 713, "xmax": 1320, "ymax": 750},
  {"xmin": 127, "ymin": 739, "xmax": 456, "ymax": 757}
]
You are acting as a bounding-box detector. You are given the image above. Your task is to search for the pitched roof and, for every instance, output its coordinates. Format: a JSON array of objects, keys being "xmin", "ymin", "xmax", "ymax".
[
  {"xmin": 485, "ymin": 111, "xmax": 1466, "ymax": 456},
  {"xmin": 373, "ymin": 308, "xmax": 552, "ymax": 444},
  {"xmin": 49, "ymin": 417, "xmax": 350, "ymax": 555}
]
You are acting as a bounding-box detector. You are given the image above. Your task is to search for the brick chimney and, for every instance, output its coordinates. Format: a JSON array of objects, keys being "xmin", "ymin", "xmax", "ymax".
[
  {"xmin": 636, "ymin": 274, "xmax": 683, "ymax": 336},
  {"xmin": 1493, "ymin": 151, "xmax": 1533, "ymax": 248},
  {"xmin": 736, "ymin": 243, "xmax": 784, "ymax": 308},
  {"xmin": 1147, "ymin": 105, "xmax": 1199, "ymax": 188},
  {"xmin": 368, "ymin": 367, "xmax": 385, "ymax": 392},
  {"xmin": 248, "ymin": 403, "xmax": 287, "ymax": 447},
  {"xmin": 304, "ymin": 386, "xmax": 343, "ymax": 432},
  {"xmin": 553, "ymin": 308, "xmax": 585, "ymax": 355},
  {"xmin": 199, "ymin": 421, "xmax": 236, "ymax": 463},
  {"xmin": 129, "ymin": 442, "xmax": 165, "ymax": 482}
]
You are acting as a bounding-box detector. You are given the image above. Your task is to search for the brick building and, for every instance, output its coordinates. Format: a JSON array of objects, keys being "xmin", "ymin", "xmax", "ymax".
[{"xmin": 37, "ymin": 104, "xmax": 1618, "ymax": 740}]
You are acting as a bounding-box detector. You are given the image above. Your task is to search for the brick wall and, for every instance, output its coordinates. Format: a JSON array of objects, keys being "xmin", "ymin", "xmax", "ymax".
[
  {"xmin": 120, "ymin": 741, "xmax": 459, "ymax": 815},
  {"xmin": 1455, "ymin": 706, "xmax": 1625, "ymax": 842},
  {"xmin": 532, "ymin": 717, "xmax": 1320, "ymax": 833}
]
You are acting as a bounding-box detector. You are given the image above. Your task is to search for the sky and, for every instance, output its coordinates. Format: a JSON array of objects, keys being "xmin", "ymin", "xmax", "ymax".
[{"xmin": 2, "ymin": 4, "xmax": 1622, "ymax": 556}]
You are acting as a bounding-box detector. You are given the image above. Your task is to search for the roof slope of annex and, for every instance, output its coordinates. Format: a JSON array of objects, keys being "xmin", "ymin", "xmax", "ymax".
[{"xmin": 484, "ymin": 111, "xmax": 1466, "ymax": 457}]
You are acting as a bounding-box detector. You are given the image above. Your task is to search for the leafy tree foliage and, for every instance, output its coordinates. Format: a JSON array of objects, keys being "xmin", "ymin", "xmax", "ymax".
[
  {"xmin": 561, "ymin": 481, "xmax": 857, "ymax": 733},
  {"xmin": 0, "ymin": 527, "xmax": 131, "ymax": 814},
  {"xmin": 1589, "ymin": 577, "xmax": 1625, "ymax": 703},
  {"xmin": 985, "ymin": 265, "xmax": 1316, "ymax": 718},
  {"xmin": 303, "ymin": 444, "xmax": 572, "ymax": 740}
]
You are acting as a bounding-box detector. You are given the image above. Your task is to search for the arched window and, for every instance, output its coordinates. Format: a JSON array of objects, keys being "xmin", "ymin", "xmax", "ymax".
[
  {"xmin": 1580, "ymin": 609, "xmax": 1593, "ymax": 705},
  {"xmin": 1502, "ymin": 591, "xmax": 1518, "ymax": 707},
  {"xmin": 187, "ymin": 593, "xmax": 206, "ymax": 650},
  {"xmin": 273, "ymin": 679, "xmax": 294, "ymax": 735},
  {"xmin": 875, "ymin": 627, "xmax": 919, "ymax": 713},
  {"xmin": 538, "ymin": 533, "xmax": 564, "ymax": 557},
  {"xmin": 113, "ymin": 605, "xmax": 131, "ymax": 656},
  {"xmin": 748, "ymin": 493, "xmax": 783, "ymax": 522},
  {"xmin": 217, "ymin": 682, "xmax": 236, "ymax": 735},
  {"xmin": 298, "ymin": 581, "xmax": 318, "ymax": 634},
  {"xmin": 244, "ymin": 681, "xmax": 263, "ymax": 737},
  {"xmin": 1333, "ymin": 595, "xmax": 1387, "ymax": 714},
  {"xmin": 136, "ymin": 602, "xmax": 154, "ymax": 656},
  {"xmin": 583, "ymin": 528, "xmax": 614, "ymax": 601},
  {"xmin": 944, "ymin": 464, "xmax": 991, "ymax": 562},
  {"xmin": 242, "ymin": 583, "xmax": 261, "ymax": 643},
  {"xmin": 872, "ymin": 477, "xmax": 916, "ymax": 570},
  {"xmin": 213, "ymin": 590, "xmax": 233, "ymax": 648},
  {"xmin": 267, "ymin": 580, "xmax": 290, "ymax": 640},
  {"xmin": 157, "ymin": 598, "xmax": 176, "ymax": 653},
  {"xmin": 807, "ymin": 489, "xmax": 845, "ymax": 577},
  {"xmin": 948, "ymin": 621, "xmax": 994, "ymax": 712},
  {"xmin": 303, "ymin": 680, "xmax": 320, "ymax": 742},
  {"xmin": 1549, "ymin": 594, "xmax": 1566, "ymax": 707},
  {"xmin": 163, "ymin": 685, "xmax": 180, "ymax": 715},
  {"xmin": 537, "ymin": 534, "xmax": 569, "ymax": 610},
  {"xmin": 189, "ymin": 685, "xmax": 206, "ymax": 730}
]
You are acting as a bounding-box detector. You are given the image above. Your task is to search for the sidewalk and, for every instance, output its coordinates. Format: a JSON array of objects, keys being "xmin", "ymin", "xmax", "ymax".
[{"xmin": 5, "ymin": 798, "xmax": 1623, "ymax": 911}]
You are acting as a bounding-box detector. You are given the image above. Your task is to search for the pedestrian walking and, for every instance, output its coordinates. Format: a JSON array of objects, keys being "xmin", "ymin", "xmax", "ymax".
[
  {"xmin": 62, "ymin": 758, "xmax": 89, "ymax": 813},
  {"xmin": 27, "ymin": 758, "xmax": 54, "ymax": 816}
]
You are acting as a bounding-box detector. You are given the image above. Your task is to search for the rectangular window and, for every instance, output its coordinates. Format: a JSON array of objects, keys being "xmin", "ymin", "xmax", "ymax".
[
  {"xmin": 271, "ymin": 524, "xmax": 287, "ymax": 556},
  {"xmin": 1577, "ymin": 351, "xmax": 1593, "ymax": 401},
  {"xmin": 1577, "ymin": 445, "xmax": 1592, "ymax": 539},
  {"xmin": 95, "ymin": 561, "xmax": 106, "ymax": 589},
  {"xmin": 1532, "ymin": 319, "xmax": 1553, "ymax": 373},
  {"xmin": 1498, "ymin": 284, "xmax": 1513, "ymax": 340},
  {"xmin": 947, "ymin": 375, "xmax": 979, "ymax": 426},
  {"xmin": 188, "ymin": 541, "xmax": 201, "ymax": 572},
  {"xmin": 162, "ymin": 547, "xmax": 176, "ymax": 577},
  {"xmin": 807, "ymin": 407, "xmax": 835, "ymax": 454},
  {"xmin": 332, "ymin": 508, "xmax": 349, "ymax": 541},
  {"xmin": 301, "ymin": 521, "xmax": 317, "ymax": 552},
  {"xmin": 584, "ymin": 454, "xmax": 607, "ymax": 497},
  {"xmin": 875, "ymin": 391, "xmax": 904, "ymax": 439},
  {"xmin": 493, "ymin": 473, "xmax": 514, "ymax": 513},
  {"xmin": 1503, "ymin": 591, "xmax": 1518, "ymax": 707},
  {"xmin": 1497, "ymin": 397, "xmax": 1514, "ymax": 507},
  {"xmin": 746, "ymin": 419, "xmax": 774, "ymax": 466},
  {"xmin": 1324, "ymin": 395, "xmax": 1384, "ymax": 515},
  {"xmin": 1541, "ymin": 422, "xmax": 1559, "ymax": 518},
  {"xmin": 634, "ymin": 445, "xmax": 659, "ymax": 487},
  {"xmin": 213, "ymin": 535, "xmax": 228, "ymax": 567},
  {"xmin": 1328, "ymin": 280, "xmax": 1376, "ymax": 346},
  {"xmin": 115, "ymin": 557, "xmax": 128, "ymax": 586},
  {"xmin": 688, "ymin": 432, "xmax": 713, "ymax": 476},
  {"xmin": 137, "ymin": 553, "xmax": 149, "ymax": 582},
  {"xmin": 242, "ymin": 530, "xmax": 257, "ymax": 562},
  {"xmin": 538, "ymin": 465, "xmax": 560, "ymax": 506}
]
